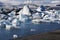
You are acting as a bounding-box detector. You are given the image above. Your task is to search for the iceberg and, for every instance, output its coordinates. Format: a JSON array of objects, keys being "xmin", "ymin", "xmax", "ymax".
[
  {"xmin": 18, "ymin": 5, "xmax": 31, "ymax": 22},
  {"xmin": 36, "ymin": 6, "xmax": 41, "ymax": 12},
  {"xmin": 32, "ymin": 12, "xmax": 41, "ymax": 19},
  {"xmin": 32, "ymin": 12, "xmax": 45, "ymax": 24},
  {"xmin": 7, "ymin": 17, "xmax": 14, "ymax": 22},
  {"xmin": 0, "ymin": 23, "xmax": 6, "ymax": 28},
  {"xmin": 43, "ymin": 9, "xmax": 59, "ymax": 22},
  {"xmin": 32, "ymin": 19, "xmax": 41, "ymax": 24},
  {"xmin": 22, "ymin": 5, "xmax": 31, "ymax": 16},
  {"xmin": 12, "ymin": 18, "xmax": 18, "ymax": 27},
  {"xmin": 8, "ymin": 11, "xmax": 16, "ymax": 17},
  {"xmin": 0, "ymin": 5, "xmax": 60, "ymax": 30},
  {"xmin": 0, "ymin": 14, "xmax": 6, "ymax": 19},
  {"xmin": 11, "ymin": 18, "xmax": 21, "ymax": 28},
  {"xmin": 32, "ymin": 8, "xmax": 60, "ymax": 24},
  {"xmin": 0, "ymin": 20, "xmax": 11, "ymax": 25},
  {"xmin": 32, "ymin": 12, "xmax": 41, "ymax": 24},
  {"xmin": 36, "ymin": 5, "xmax": 45, "ymax": 12},
  {"xmin": 18, "ymin": 5, "xmax": 31, "ymax": 16},
  {"xmin": 0, "ymin": 20, "xmax": 12, "ymax": 30},
  {"xmin": 19, "ymin": 14, "xmax": 27, "ymax": 22}
]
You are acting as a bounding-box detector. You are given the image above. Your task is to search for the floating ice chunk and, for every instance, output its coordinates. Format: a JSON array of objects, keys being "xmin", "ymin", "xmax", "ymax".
[
  {"xmin": 45, "ymin": 11, "xmax": 52, "ymax": 15},
  {"xmin": 12, "ymin": 18, "xmax": 17, "ymax": 27},
  {"xmin": 43, "ymin": 15, "xmax": 50, "ymax": 20},
  {"xmin": 0, "ymin": 22, "xmax": 5, "ymax": 28},
  {"xmin": 18, "ymin": 12, "xmax": 29, "ymax": 22},
  {"xmin": 13, "ymin": 34, "xmax": 18, "ymax": 38},
  {"xmin": 0, "ymin": 23, "xmax": 2, "ymax": 29},
  {"xmin": 32, "ymin": 12, "xmax": 41, "ymax": 19},
  {"xmin": 1, "ymin": 20, "xmax": 11, "ymax": 25},
  {"xmin": 32, "ymin": 19, "xmax": 40, "ymax": 24},
  {"xmin": 3, "ymin": 15, "xmax": 8, "ymax": 19},
  {"xmin": 17, "ymin": 5, "xmax": 31, "ymax": 22},
  {"xmin": 18, "ymin": 9, "xmax": 23, "ymax": 15},
  {"xmin": 8, "ymin": 17, "xmax": 13, "ymax": 21},
  {"xmin": 20, "ymin": 16, "xmax": 28, "ymax": 22},
  {"xmin": 7, "ymin": 17, "xmax": 15, "ymax": 22},
  {"xmin": 18, "ymin": 5, "xmax": 31, "ymax": 16},
  {"xmin": 36, "ymin": 5, "xmax": 45, "ymax": 12},
  {"xmin": 0, "ymin": 23, "xmax": 1, "ymax": 26},
  {"xmin": 43, "ymin": 10, "xmax": 59, "ymax": 22},
  {"xmin": 0, "ymin": 20, "xmax": 12, "ymax": 29},
  {"xmin": 41, "ymin": 12, "xmax": 45, "ymax": 17},
  {"xmin": 36, "ymin": 6, "xmax": 41, "ymax": 12},
  {"xmin": 11, "ymin": 18, "xmax": 21, "ymax": 28},
  {"xmin": 6, "ymin": 25, "xmax": 12, "ymax": 30},
  {"xmin": 32, "ymin": 12, "xmax": 44, "ymax": 24},
  {"xmin": 0, "ymin": 14, "xmax": 6, "ymax": 19},
  {"xmin": 8, "ymin": 11, "xmax": 16, "ymax": 17},
  {"xmin": 43, "ymin": 14, "xmax": 55, "ymax": 22},
  {"xmin": 22, "ymin": 5, "xmax": 31, "ymax": 16}
]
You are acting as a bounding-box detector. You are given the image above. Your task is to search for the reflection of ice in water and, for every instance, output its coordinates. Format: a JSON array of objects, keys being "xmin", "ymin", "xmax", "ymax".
[
  {"xmin": 6, "ymin": 25, "xmax": 12, "ymax": 30},
  {"xmin": 30, "ymin": 29, "xmax": 36, "ymax": 31}
]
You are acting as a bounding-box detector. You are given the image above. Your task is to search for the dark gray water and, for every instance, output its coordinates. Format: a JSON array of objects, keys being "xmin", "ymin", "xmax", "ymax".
[{"xmin": 0, "ymin": 22, "xmax": 60, "ymax": 40}]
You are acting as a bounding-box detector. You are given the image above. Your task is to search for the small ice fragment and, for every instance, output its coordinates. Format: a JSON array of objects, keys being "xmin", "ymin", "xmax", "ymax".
[{"xmin": 13, "ymin": 34, "xmax": 18, "ymax": 38}]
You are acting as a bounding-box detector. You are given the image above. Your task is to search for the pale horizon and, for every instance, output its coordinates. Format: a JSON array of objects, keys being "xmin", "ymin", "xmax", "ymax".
[{"xmin": 0, "ymin": 0, "xmax": 60, "ymax": 5}]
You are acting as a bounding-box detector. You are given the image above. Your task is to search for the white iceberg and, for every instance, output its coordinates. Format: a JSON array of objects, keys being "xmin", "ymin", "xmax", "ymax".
[
  {"xmin": 12, "ymin": 18, "xmax": 18, "ymax": 27},
  {"xmin": 8, "ymin": 11, "xmax": 16, "ymax": 17},
  {"xmin": 43, "ymin": 9, "xmax": 59, "ymax": 22},
  {"xmin": 0, "ymin": 20, "xmax": 12, "ymax": 30},
  {"xmin": 36, "ymin": 6, "xmax": 41, "ymax": 12},
  {"xmin": 32, "ymin": 12, "xmax": 41, "ymax": 19},
  {"xmin": 32, "ymin": 12, "xmax": 43, "ymax": 24},
  {"xmin": 18, "ymin": 5, "xmax": 31, "ymax": 16},
  {"xmin": 7, "ymin": 17, "xmax": 13, "ymax": 22},
  {"xmin": 0, "ymin": 14, "xmax": 6, "ymax": 19},
  {"xmin": 0, "ymin": 20, "xmax": 11, "ymax": 25},
  {"xmin": 17, "ymin": 5, "xmax": 31, "ymax": 22},
  {"xmin": 11, "ymin": 18, "xmax": 21, "ymax": 28},
  {"xmin": 6, "ymin": 25, "xmax": 12, "ymax": 30},
  {"xmin": 32, "ymin": 19, "xmax": 41, "ymax": 24}
]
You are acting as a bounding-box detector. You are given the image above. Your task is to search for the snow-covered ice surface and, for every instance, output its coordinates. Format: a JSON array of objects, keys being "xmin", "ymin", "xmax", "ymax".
[{"xmin": 0, "ymin": 5, "xmax": 60, "ymax": 40}]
